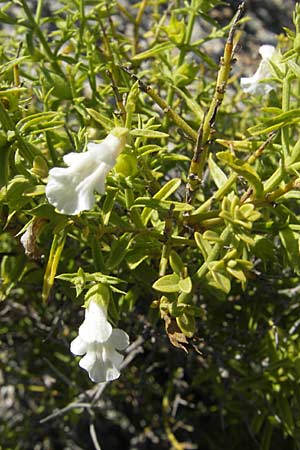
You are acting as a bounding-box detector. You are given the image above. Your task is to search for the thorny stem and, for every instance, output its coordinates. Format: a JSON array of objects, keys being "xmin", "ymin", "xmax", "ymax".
[
  {"xmin": 106, "ymin": 69, "xmax": 126, "ymax": 123},
  {"xmin": 121, "ymin": 66, "xmax": 198, "ymax": 141},
  {"xmin": 187, "ymin": 2, "xmax": 246, "ymax": 193},
  {"xmin": 254, "ymin": 177, "xmax": 300, "ymax": 206}
]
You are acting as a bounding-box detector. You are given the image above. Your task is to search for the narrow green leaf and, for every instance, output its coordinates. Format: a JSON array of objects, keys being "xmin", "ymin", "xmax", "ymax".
[
  {"xmin": 102, "ymin": 188, "xmax": 118, "ymax": 225},
  {"xmin": 208, "ymin": 153, "xmax": 228, "ymax": 188},
  {"xmin": 208, "ymin": 270, "xmax": 231, "ymax": 294},
  {"xmin": 140, "ymin": 178, "xmax": 181, "ymax": 225},
  {"xmin": 42, "ymin": 231, "xmax": 66, "ymax": 302},
  {"xmin": 217, "ymin": 151, "xmax": 263, "ymax": 196},
  {"xmin": 106, "ymin": 233, "xmax": 131, "ymax": 270},
  {"xmin": 260, "ymin": 421, "xmax": 273, "ymax": 450},
  {"xmin": 194, "ymin": 231, "xmax": 212, "ymax": 258},
  {"xmin": 130, "ymin": 129, "xmax": 169, "ymax": 139},
  {"xmin": 169, "ymin": 250, "xmax": 185, "ymax": 275},
  {"xmin": 131, "ymin": 41, "xmax": 174, "ymax": 61},
  {"xmin": 248, "ymin": 108, "xmax": 300, "ymax": 135},
  {"xmin": 86, "ymin": 108, "xmax": 114, "ymax": 129},
  {"xmin": 279, "ymin": 227, "xmax": 300, "ymax": 274},
  {"xmin": 277, "ymin": 393, "xmax": 294, "ymax": 435},
  {"xmin": 287, "ymin": 59, "xmax": 300, "ymax": 78},
  {"xmin": 0, "ymin": 142, "xmax": 11, "ymax": 188},
  {"xmin": 133, "ymin": 197, "xmax": 193, "ymax": 212}
]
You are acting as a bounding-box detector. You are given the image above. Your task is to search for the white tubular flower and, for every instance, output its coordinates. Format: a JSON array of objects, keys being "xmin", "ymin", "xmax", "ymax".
[
  {"xmin": 45, "ymin": 128, "xmax": 127, "ymax": 215},
  {"xmin": 70, "ymin": 300, "xmax": 129, "ymax": 383},
  {"xmin": 240, "ymin": 45, "xmax": 276, "ymax": 95}
]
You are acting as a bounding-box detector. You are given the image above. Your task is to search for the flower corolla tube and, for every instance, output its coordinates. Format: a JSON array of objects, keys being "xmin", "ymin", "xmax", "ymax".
[
  {"xmin": 240, "ymin": 45, "xmax": 276, "ymax": 95},
  {"xmin": 70, "ymin": 300, "xmax": 129, "ymax": 383},
  {"xmin": 45, "ymin": 128, "xmax": 127, "ymax": 215}
]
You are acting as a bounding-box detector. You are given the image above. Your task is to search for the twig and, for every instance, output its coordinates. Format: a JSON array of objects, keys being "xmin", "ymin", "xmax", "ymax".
[
  {"xmin": 120, "ymin": 66, "xmax": 198, "ymax": 142},
  {"xmin": 188, "ymin": 2, "xmax": 246, "ymax": 189},
  {"xmin": 43, "ymin": 357, "xmax": 74, "ymax": 387},
  {"xmin": 89, "ymin": 415, "xmax": 103, "ymax": 450}
]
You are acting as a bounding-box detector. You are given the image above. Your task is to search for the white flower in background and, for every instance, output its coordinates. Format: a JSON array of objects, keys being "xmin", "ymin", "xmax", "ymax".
[
  {"xmin": 70, "ymin": 300, "xmax": 129, "ymax": 383},
  {"xmin": 45, "ymin": 128, "xmax": 128, "ymax": 215},
  {"xmin": 240, "ymin": 45, "xmax": 276, "ymax": 95}
]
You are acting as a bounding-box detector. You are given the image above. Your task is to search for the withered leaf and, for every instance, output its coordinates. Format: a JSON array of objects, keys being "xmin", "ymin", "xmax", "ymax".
[{"xmin": 162, "ymin": 312, "xmax": 189, "ymax": 353}]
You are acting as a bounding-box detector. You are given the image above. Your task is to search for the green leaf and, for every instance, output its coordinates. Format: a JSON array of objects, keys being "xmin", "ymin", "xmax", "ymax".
[
  {"xmin": 260, "ymin": 421, "xmax": 273, "ymax": 450},
  {"xmin": 16, "ymin": 111, "xmax": 64, "ymax": 134},
  {"xmin": 226, "ymin": 266, "xmax": 247, "ymax": 283},
  {"xmin": 106, "ymin": 233, "xmax": 131, "ymax": 270},
  {"xmin": 102, "ymin": 188, "xmax": 118, "ymax": 225},
  {"xmin": 279, "ymin": 227, "xmax": 300, "ymax": 274},
  {"xmin": 217, "ymin": 151, "xmax": 263, "ymax": 197},
  {"xmin": 176, "ymin": 313, "xmax": 195, "ymax": 338},
  {"xmin": 131, "ymin": 41, "xmax": 174, "ymax": 61},
  {"xmin": 86, "ymin": 108, "xmax": 114, "ymax": 129},
  {"xmin": 130, "ymin": 129, "xmax": 169, "ymax": 139},
  {"xmin": 84, "ymin": 283, "xmax": 111, "ymax": 309},
  {"xmin": 152, "ymin": 273, "xmax": 180, "ymax": 293},
  {"xmin": 194, "ymin": 231, "xmax": 212, "ymax": 258},
  {"xmin": 23, "ymin": 185, "xmax": 45, "ymax": 197},
  {"xmin": 207, "ymin": 270, "xmax": 231, "ymax": 294},
  {"xmin": 133, "ymin": 197, "xmax": 193, "ymax": 212},
  {"xmin": 138, "ymin": 178, "xmax": 184, "ymax": 225},
  {"xmin": 169, "ymin": 250, "xmax": 185, "ymax": 275},
  {"xmin": 287, "ymin": 59, "xmax": 300, "ymax": 78},
  {"xmin": 126, "ymin": 246, "xmax": 149, "ymax": 269},
  {"xmin": 0, "ymin": 142, "xmax": 11, "ymax": 188},
  {"xmin": 173, "ymin": 86, "xmax": 203, "ymax": 121},
  {"xmin": 248, "ymin": 108, "xmax": 300, "ymax": 135},
  {"xmin": 178, "ymin": 276, "xmax": 192, "ymax": 293},
  {"xmin": 0, "ymin": 254, "xmax": 27, "ymax": 301},
  {"xmin": 276, "ymin": 393, "xmax": 294, "ymax": 435},
  {"xmin": 56, "ymin": 267, "xmax": 86, "ymax": 296},
  {"xmin": 6, "ymin": 175, "xmax": 33, "ymax": 210},
  {"xmin": 42, "ymin": 231, "xmax": 66, "ymax": 302},
  {"xmin": 208, "ymin": 153, "xmax": 228, "ymax": 188}
]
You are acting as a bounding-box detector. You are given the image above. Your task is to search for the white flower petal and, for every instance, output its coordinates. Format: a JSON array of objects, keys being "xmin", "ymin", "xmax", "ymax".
[
  {"xmin": 45, "ymin": 130, "xmax": 126, "ymax": 215},
  {"xmin": 70, "ymin": 335, "xmax": 88, "ymax": 355},
  {"xmin": 63, "ymin": 151, "xmax": 91, "ymax": 167},
  {"xmin": 258, "ymin": 45, "xmax": 276, "ymax": 60},
  {"xmin": 79, "ymin": 346, "xmax": 98, "ymax": 372},
  {"xmin": 240, "ymin": 45, "xmax": 276, "ymax": 95},
  {"xmin": 70, "ymin": 296, "xmax": 130, "ymax": 383},
  {"xmin": 89, "ymin": 352, "xmax": 121, "ymax": 383},
  {"xmin": 109, "ymin": 328, "xmax": 130, "ymax": 351},
  {"xmin": 78, "ymin": 301, "xmax": 112, "ymax": 343},
  {"xmin": 104, "ymin": 346, "xmax": 124, "ymax": 369},
  {"xmin": 87, "ymin": 133, "xmax": 125, "ymax": 165},
  {"xmin": 79, "ymin": 344, "xmax": 121, "ymax": 383}
]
